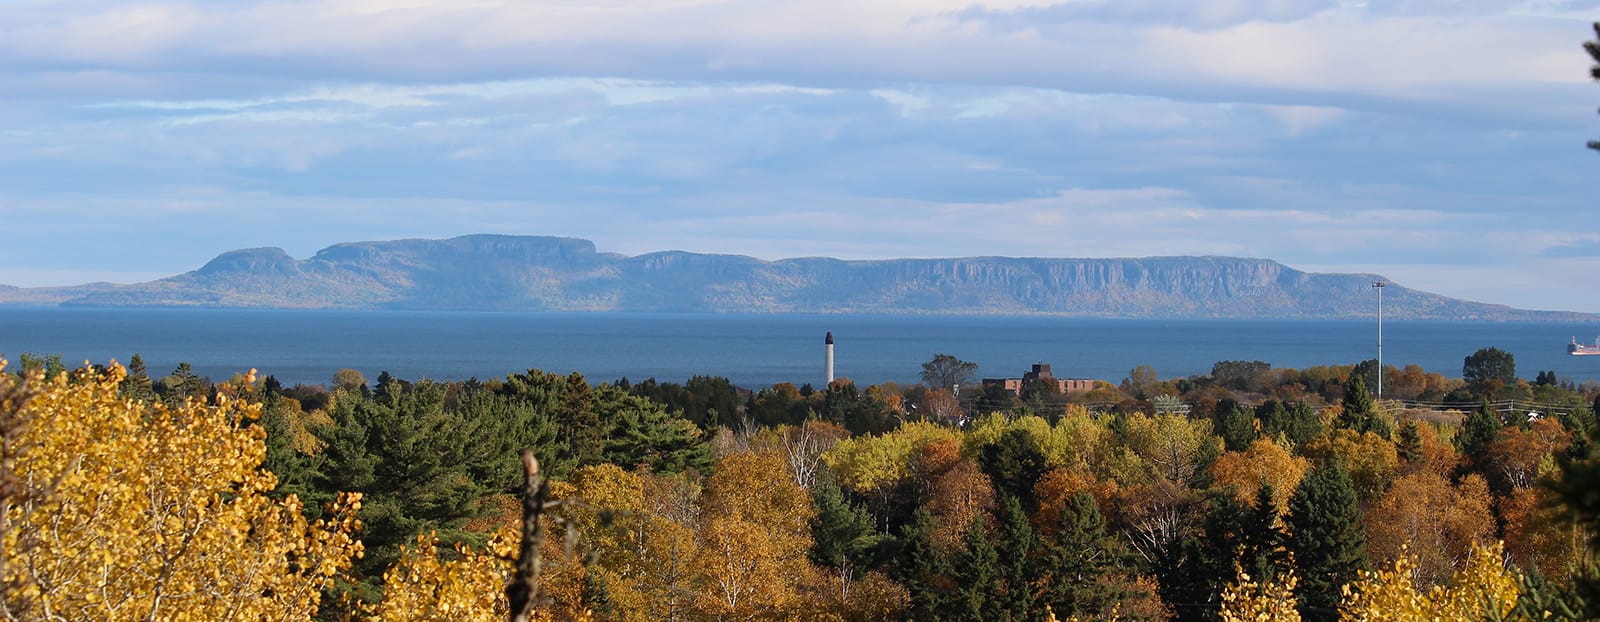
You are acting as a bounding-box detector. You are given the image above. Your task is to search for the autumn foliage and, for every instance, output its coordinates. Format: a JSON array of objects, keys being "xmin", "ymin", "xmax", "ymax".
[
  {"xmin": 0, "ymin": 360, "xmax": 362, "ymax": 620},
  {"xmin": 3, "ymin": 353, "xmax": 1598, "ymax": 621}
]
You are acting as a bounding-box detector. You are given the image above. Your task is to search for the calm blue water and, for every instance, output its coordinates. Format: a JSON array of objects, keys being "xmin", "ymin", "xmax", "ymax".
[{"xmin": 1, "ymin": 307, "xmax": 1596, "ymax": 388}]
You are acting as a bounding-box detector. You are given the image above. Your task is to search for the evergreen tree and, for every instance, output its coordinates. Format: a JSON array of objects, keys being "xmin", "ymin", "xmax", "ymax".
[
  {"xmin": 499, "ymin": 369, "xmax": 710, "ymax": 474},
  {"xmin": 1042, "ymin": 491, "xmax": 1119, "ymax": 618},
  {"xmin": 950, "ymin": 513, "xmax": 998, "ymax": 621},
  {"xmin": 810, "ymin": 472, "xmax": 880, "ymax": 589},
  {"xmin": 1397, "ymin": 419, "xmax": 1423, "ymax": 463},
  {"xmin": 1456, "ymin": 398, "xmax": 1504, "ymax": 461},
  {"xmin": 893, "ymin": 507, "xmax": 952, "ymax": 620},
  {"xmin": 311, "ymin": 380, "xmax": 496, "ymax": 604},
  {"xmin": 1217, "ymin": 399, "xmax": 1256, "ymax": 452},
  {"xmin": 1239, "ymin": 484, "xmax": 1287, "ymax": 583},
  {"xmin": 1337, "ymin": 376, "xmax": 1388, "ymax": 438},
  {"xmin": 258, "ymin": 393, "xmax": 322, "ymax": 513},
  {"xmin": 1275, "ymin": 400, "xmax": 1324, "ymax": 450},
  {"xmin": 1463, "ymin": 346, "xmax": 1516, "ymax": 395},
  {"xmin": 1588, "ymin": 21, "xmax": 1598, "ymax": 151},
  {"xmin": 160, "ymin": 361, "xmax": 205, "ymax": 404},
  {"xmin": 596, "ymin": 385, "xmax": 713, "ymax": 474},
  {"xmin": 120, "ymin": 353, "xmax": 156, "ymax": 403},
  {"xmin": 1552, "ymin": 418, "xmax": 1600, "ymax": 617},
  {"xmin": 980, "ymin": 428, "xmax": 1049, "ymax": 512},
  {"xmin": 994, "ymin": 495, "xmax": 1038, "ymax": 620},
  {"xmin": 1159, "ymin": 493, "xmax": 1248, "ymax": 621},
  {"xmin": 1285, "ymin": 462, "xmax": 1366, "ymax": 621}
]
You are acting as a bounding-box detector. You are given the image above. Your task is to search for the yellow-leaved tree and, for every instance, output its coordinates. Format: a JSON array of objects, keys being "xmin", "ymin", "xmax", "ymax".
[
  {"xmin": 0, "ymin": 360, "xmax": 362, "ymax": 620},
  {"xmin": 1339, "ymin": 541, "xmax": 1520, "ymax": 621}
]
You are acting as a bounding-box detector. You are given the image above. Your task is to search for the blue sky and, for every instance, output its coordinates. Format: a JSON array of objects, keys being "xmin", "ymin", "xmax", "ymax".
[{"xmin": 2, "ymin": 0, "xmax": 1597, "ymax": 312}]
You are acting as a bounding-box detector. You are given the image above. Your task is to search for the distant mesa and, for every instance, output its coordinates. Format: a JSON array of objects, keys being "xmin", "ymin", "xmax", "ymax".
[{"xmin": 0, "ymin": 234, "xmax": 1593, "ymax": 321}]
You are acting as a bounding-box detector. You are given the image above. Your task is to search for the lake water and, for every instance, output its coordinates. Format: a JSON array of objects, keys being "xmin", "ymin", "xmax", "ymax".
[{"xmin": 1, "ymin": 307, "xmax": 1597, "ymax": 388}]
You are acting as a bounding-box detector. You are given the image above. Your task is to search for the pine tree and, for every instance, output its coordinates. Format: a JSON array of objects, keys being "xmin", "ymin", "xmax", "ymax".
[
  {"xmin": 1042, "ymin": 491, "xmax": 1119, "ymax": 618},
  {"xmin": 1456, "ymin": 398, "xmax": 1504, "ymax": 462},
  {"xmin": 120, "ymin": 353, "xmax": 156, "ymax": 402},
  {"xmin": 1588, "ymin": 21, "xmax": 1599, "ymax": 152},
  {"xmin": 311, "ymin": 380, "xmax": 497, "ymax": 605},
  {"xmin": 1338, "ymin": 376, "xmax": 1387, "ymax": 438},
  {"xmin": 894, "ymin": 507, "xmax": 952, "ymax": 620},
  {"xmin": 1217, "ymin": 400, "xmax": 1257, "ymax": 452},
  {"xmin": 1552, "ymin": 416, "xmax": 1600, "ymax": 617},
  {"xmin": 810, "ymin": 472, "xmax": 880, "ymax": 598},
  {"xmin": 1285, "ymin": 462, "xmax": 1366, "ymax": 621},
  {"xmin": 1239, "ymin": 485, "xmax": 1287, "ymax": 583},
  {"xmin": 950, "ymin": 513, "xmax": 998, "ymax": 621},
  {"xmin": 1160, "ymin": 493, "xmax": 1249, "ymax": 621},
  {"xmin": 994, "ymin": 495, "xmax": 1038, "ymax": 620},
  {"xmin": 980, "ymin": 428, "xmax": 1049, "ymax": 512},
  {"xmin": 1397, "ymin": 420, "xmax": 1423, "ymax": 463}
]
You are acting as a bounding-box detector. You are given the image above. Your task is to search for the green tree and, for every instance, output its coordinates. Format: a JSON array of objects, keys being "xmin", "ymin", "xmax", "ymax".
[
  {"xmin": 810, "ymin": 472, "xmax": 880, "ymax": 595},
  {"xmin": 1337, "ymin": 376, "xmax": 1389, "ymax": 439},
  {"xmin": 312, "ymin": 380, "xmax": 495, "ymax": 604},
  {"xmin": 1285, "ymin": 462, "xmax": 1366, "ymax": 621},
  {"xmin": 893, "ymin": 507, "xmax": 952, "ymax": 620},
  {"xmin": 994, "ymin": 495, "xmax": 1038, "ymax": 620},
  {"xmin": 1240, "ymin": 484, "xmax": 1287, "ymax": 584},
  {"xmin": 1212, "ymin": 360, "xmax": 1271, "ymax": 392},
  {"xmin": 1587, "ymin": 21, "xmax": 1599, "ymax": 152},
  {"xmin": 1261, "ymin": 400, "xmax": 1322, "ymax": 450},
  {"xmin": 160, "ymin": 361, "xmax": 206, "ymax": 403},
  {"xmin": 1455, "ymin": 398, "xmax": 1504, "ymax": 462},
  {"xmin": 1551, "ymin": 420, "xmax": 1600, "ymax": 617},
  {"xmin": 119, "ymin": 353, "xmax": 156, "ymax": 402},
  {"xmin": 922, "ymin": 353, "xmax": 979, "ymax": 391},
  {"xmin": 979, "ymin": 428, "xmax": 1049, "ymax": 512},
  {"xmin": 1463, "ymin": 347, "xmax": 1516, "ymax": 394},
  {"xmin": 1217, "ymin": 399, "xmax": 1257, "ymax": 452},
  {"xmin": 1397, "ymin": 419, "xmax": 1423, "ymax": 463},
  {"xmin": 1041, "ymin": 491, "xmax": 1120, "ymax": 618},
  {"xmin": 950, "ymin": 514, "xmax": 999, "ymax": 621}
]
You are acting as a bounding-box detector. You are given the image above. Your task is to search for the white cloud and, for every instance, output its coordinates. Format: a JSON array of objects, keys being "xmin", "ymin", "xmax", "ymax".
[{"xmin": 0, "ymin": 0, "xmax": 1595, "ymax": 313}]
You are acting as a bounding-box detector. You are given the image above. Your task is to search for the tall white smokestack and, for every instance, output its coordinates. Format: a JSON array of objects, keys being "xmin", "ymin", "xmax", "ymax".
[{"xmin": 825, "ymin": 332, "xmax": 835, "ymax": 384}]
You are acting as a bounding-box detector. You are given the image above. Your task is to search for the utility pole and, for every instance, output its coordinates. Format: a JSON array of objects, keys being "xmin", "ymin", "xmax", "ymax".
[{"xmin": 1372, "ymin": 281, "xmax": 1385, "ymax": 400}]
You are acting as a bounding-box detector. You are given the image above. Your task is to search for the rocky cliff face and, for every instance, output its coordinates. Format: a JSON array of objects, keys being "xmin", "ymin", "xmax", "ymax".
[{"xmin": 2, "ymin": 234, "xmax": 1590, "ymax": 320}]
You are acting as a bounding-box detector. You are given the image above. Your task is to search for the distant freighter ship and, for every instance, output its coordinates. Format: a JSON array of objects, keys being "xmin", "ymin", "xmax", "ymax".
[{"xmin": 1570, "ymin": 337, "xmax": 1600, "ymax": 356}]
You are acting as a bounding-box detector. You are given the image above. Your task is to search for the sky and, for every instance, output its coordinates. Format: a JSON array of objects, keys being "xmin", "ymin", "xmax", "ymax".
[{"xmin": 1, "ymin": 0, "xmax": 1598, "ymax": 312}]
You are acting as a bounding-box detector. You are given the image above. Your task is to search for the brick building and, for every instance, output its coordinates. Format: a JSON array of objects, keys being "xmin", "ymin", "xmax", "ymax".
[{"xmin": 981, "ymin": 363, "xmax": 1097, "ymax": 396}]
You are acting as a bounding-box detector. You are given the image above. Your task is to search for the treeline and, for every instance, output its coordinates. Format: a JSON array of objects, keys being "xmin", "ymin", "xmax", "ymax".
[{"xmin": 3, "ymin": 349, "xmax": 1600, "ymax": 620}]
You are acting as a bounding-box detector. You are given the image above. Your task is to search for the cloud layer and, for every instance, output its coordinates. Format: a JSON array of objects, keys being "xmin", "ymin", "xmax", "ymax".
[{"xmin": 2, "ymin": 0, "xmax": 1597, "ymax": 311}]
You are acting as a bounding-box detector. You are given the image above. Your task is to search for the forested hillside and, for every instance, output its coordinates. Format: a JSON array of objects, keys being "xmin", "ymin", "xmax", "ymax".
[
  {"xmin": 3, "ymin": 352, "xmax": 1599, "ymax": 620},
  {"xmin": 3, "ymin": 235, "xmax": 1592, "ymax": 320}
]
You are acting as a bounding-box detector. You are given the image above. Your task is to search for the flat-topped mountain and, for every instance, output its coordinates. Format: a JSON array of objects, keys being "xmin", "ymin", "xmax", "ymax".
[{"xmin": 0, "ymin": 235, "xmax": 1590, "ymax": 320}]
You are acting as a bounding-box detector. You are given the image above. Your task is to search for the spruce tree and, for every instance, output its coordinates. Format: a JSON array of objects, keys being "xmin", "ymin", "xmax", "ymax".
[
  {"xmin": 1239, "ymin": 484, "xmax": 1287, "ymax": 583},
  {"xmin": 980, "ymin": 428, "xmax": 1049, "ymax": 512},
  {"xmin": 1043, "ymin": 491, "xmax": 1119, "ymax": 618},
  {"xmin": 1456, "ymin": 398, "xmax": 1504, "ymax": 461},
  {"xmin": 893, "ymin": 507, "xmax": 951, "ymax": 620},
  {"xmin": 1217, "ymin": 399, "xmax": 1257, "ymax": 452},
  {"xmin": 1159, "ymin": 493, "xmax": 1249, "ymax": 621},
  {"xmin": 1552, "ymin": 417, "xmax": 1600, "ymax": 617},
  {"xmin": 951, "ymin": 514, "xmax": 999, "ymax": 621},
  {"xmin": 1338, "ymin": 376, "xmax": 1387, "ymax": 438},
  {"xmin": 1285, "ymin": 462, "xmax": 1366, "ymax": 621},
  {"xmin": 1397, "ymin": 419, "xmax": 1423, "ymax": 463},
  {"xmin": 120, "ymin": 353, "xmax": 156, "ymax": 402},
  {"xmin": 810, "ymin": 472, "xmax": 879, "ymax": 589},
  {"xmin": 994, "ymin": 495, "xmax": 1038, "ymax": 620}
]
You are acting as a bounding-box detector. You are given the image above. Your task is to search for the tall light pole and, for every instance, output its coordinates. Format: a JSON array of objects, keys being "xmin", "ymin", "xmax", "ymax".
[{"xmin": 1372, "ymin": 281, "xmax": 1385, "ymax": 400}]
